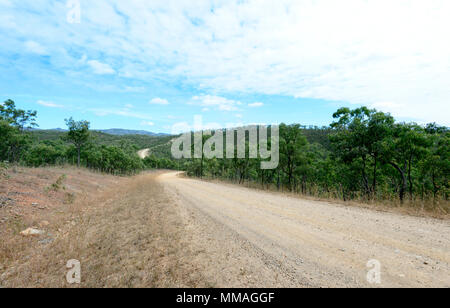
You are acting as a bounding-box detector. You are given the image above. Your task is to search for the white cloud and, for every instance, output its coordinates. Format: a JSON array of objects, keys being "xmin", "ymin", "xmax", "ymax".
[
  {"xmin": 140, "ymin": 121, "xmax": 155, "ymax": 126},
  {"xmin": 124, "ymin": 86, "xmax": 145, "ymax": 93},
  {"xmin": 171, "ymin": 122, "xmax": 191, "ymax": 135},
  {"xmin": 149, "ymin": 98, "xmax": 169, "ymax": 105},
  {"xmin": 37, "ymin": 100, "xmax": 63, "ymax": 108},
  {"xmin": 87, "ymin": 60, "xmax": 115, "ymax": 75},
  {"xmin": 25, "ymin": 41, "xmax": 47, "ymax": 55},
  {"xmin": 369, "ymin": 102, "xmax": 407, "ymax": 117},
  {"xmin": 91, "ymin": 108, "xmax": 152, "ymax": 120},
  {"xmin": 191, "ymin": 95, "xmax": 240, "ymax": 111},
  {"xmin": 248, "ymin": 102, "xmax": 264, "ymax": 108},
  {"xmin": 4, "ymin": 0, "xmax": 450, "ymax": 124}
]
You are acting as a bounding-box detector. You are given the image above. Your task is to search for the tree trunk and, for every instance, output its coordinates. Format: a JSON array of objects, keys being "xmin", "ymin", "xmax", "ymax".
[
  {"xmin": 431, "ymin": 171, "xmax": 439, "ymax": 201},
  {"xmin": 261, "ymin": 170, "xmax": 265, "ymax": 189},
  {"xmin": 390, "ymin": 162, "xmax": 407, "ymax": 203},
  {"xmin": 77, "ymin": 146, "xmax": 81, "ymax": 168},
  {"xmin": 277, "ymin": 169, "xmax": 280, "ymax": 191},
  {"xmin": 302, "ymin": 175, "xmax": 307, "ymax": 195},
  {"xmin": 288, "ymin": 171, "xmax": 293, "ymax": 192},
  {"xmin": 408, "ymin": 156, "xmax": 413, "ymax": 200},
  {"xmin": 372, "ymin": 156, "xmax": 378, "ymax": 198},
  {"xmin": 361, "ymin": 157, "xmax": 370, "ymax": 198}
]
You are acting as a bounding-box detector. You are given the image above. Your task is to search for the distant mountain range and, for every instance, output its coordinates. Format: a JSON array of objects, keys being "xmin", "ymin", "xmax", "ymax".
[
  {"xmin": 33, "ymin": 128, "xmax": 169, "ymax": 137},
  {"xmin": 96, "ymin": 129, "xmax": 169, "ymax": 137}
]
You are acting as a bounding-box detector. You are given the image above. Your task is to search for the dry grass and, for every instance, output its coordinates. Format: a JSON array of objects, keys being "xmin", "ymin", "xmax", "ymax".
[{"xmin": 0, "ymin": 167, "xmax": 209, "ymax": 288}]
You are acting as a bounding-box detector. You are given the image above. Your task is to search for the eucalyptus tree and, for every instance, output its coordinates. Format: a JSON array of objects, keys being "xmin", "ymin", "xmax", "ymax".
[
  {"xmin": 279, "ymin": 123, "xmax": 308, "ymax": 191},
  {"xmin": 0, "ymin": 99, "xmax": 37, "ymax": 162},
  {"xmin": 64, "ymin": 117, "xmax": 90, "ymax": 167},
  {"xmin": 330, "ymin": 107, "xmax": 394, "ymax": 198}
]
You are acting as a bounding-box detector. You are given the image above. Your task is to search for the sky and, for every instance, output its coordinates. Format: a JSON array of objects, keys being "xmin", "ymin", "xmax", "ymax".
[{"xmin": 1, "ymin": 0, "xmax": 449, "ymax": 133}]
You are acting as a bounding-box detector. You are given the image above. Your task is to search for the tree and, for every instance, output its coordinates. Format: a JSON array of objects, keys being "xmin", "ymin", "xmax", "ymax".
[
  {"xmin": 330, "ymin": 107, "xmax": 394, "ymax": 199},
  {"xmin": 382, "ymin": 123, "xmax": 428, "ymax": 203},
  {"xmin": 0, "ymin": 99, "xmax": 37, "ymax": 131},
  {"xmin": 279, "ymin": 123, "xmax": 308, "ymax": 191},
  {"xmin": 419, "ymin": 128, "xmax": 449, "ymax": 201},
  {"xmin": 0, "ymin": 100, "xmax": 37, "ymax": 162},
  {"xmin": 0, "ymin": 119, "xmax": 16, "ymax": 160},
  {"xmin": 64, "ymin": 117, "xmax": 90, "ymax": 167}
]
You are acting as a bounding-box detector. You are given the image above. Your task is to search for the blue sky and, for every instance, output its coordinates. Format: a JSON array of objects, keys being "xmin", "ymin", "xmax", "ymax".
[{"xmin": 1, "ymin": 0, "xmax": 449, "ymax": 133}]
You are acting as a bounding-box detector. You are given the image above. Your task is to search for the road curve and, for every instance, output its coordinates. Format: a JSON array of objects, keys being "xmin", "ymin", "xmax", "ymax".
[
  {"xmin": 157, "ymin": 172, "xmax": 450, "ymax": 288},
  {"xmin": 137, "ymin": 148, "xmax": 150, "ymax": 159}
]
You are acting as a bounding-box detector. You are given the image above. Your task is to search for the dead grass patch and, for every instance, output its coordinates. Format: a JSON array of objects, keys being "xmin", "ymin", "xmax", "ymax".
[{"xmin": 1, "ymin": 168, "xmax": 209, "ymax": 288}]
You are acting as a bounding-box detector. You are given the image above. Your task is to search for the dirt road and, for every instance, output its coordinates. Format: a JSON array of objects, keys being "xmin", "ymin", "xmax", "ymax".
[
  {"xmin": 158, "ymin": 172, "xmax": 450, "ymax": 288},
  {"xmin": 137, "ymin": 148, "xmax": 150, "ymax": 159},
  {"xmin": 2, "ymin": 170, "xmax": 448, "ymax": 288}
]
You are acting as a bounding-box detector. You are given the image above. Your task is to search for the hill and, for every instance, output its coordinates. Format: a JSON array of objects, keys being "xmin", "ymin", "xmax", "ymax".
[
  {"xmin": 31, "ymin": 129, "xmax": 174, "ymax": 151},
  {"xmin": 96, "ymin": 129, "xmax": 169, "ymax": 137}
]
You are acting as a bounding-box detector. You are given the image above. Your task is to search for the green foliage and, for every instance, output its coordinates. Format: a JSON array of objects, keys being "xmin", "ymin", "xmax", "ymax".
[
  {"xmin": 64, "ymin": 192, "xmax": 76, "ymax": 204},
  {"xmin": 25, "ymin": 141, "xmax": 66, "ymax": 167},
  {"xmin": 84, "ymin": 144, "xmax": 144, "ymax": 175},
  {"xmin": 31, "ymin": 129, "xmax": 175, "ymax": 159},
  {"xmin": 143, "ymin": 154, "xmax": 178, "ymax": 170},
  {"xmin": 1, "ymin": 100, "xmax": 150, "ymax": 176},
  {"xmin": 181, "ymin": 107, "xmax": 449, "ymax": 209},
  {"xmin": 0, "ymin": 161, "xmax": 9, "ymax": 179},
  {"xmin": 46, "ymin": 174, "xmax": 66, "ymax": 193},
  {"xmin": 1, "ymin": 98, "xmax": 448, "ymax": 208},
  {"xmin": 279, "ymin": 123, "xmax": 308, "ymax": 191},
  {"xmin": 330, "ymin": 107, "xmax": 395, "ymax": 198},
  {"xmin": 0, "ymin": 99, "xmax": 37, "ymax": 131},
  {"xmin": 0, "ymin": 100, "xmax": 36, "ymax": 162},
  {"xmin": 0, "ymin": 119, "xmax": 16, "ymax": 160},
  {"xmin": 64, "ymin": 117, "xmax": 90, "ymax": 167}
]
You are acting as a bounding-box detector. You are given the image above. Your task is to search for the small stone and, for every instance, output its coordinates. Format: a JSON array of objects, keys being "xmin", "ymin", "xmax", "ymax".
[
  {"xmin": 20, "ymin": 228, "xmax": 45, "ymax": 237},
  {"xmin": 38, "ymin": 238, "xmax": 54, "ymax": 245},
  {"xmin": 39, "ymin": 221, "xmax": 50, "ymax": 227},
  {"xmin": 31, "ymin": 203, "xmax": 38, "ymax": 207},
  {"xmin": 424, "ymin": 261, "xmax": 429, "ymax": 265}
]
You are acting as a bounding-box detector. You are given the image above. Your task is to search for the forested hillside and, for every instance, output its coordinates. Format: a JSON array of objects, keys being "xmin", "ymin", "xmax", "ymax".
[
  {"xmin": 180, "ymin": 107, "xmax": 449, "ymax": 211},
  {"xmin": 32, "ymin": 129, "xmax": 173, "ymax": 151},
  {"xmin": 0, "ymin": 99, "xmax": 172, "ymax": 175}
]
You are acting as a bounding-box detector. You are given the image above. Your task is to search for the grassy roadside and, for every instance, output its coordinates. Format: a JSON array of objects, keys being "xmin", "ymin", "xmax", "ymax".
[{"xmin": 0, "ymin": 168, "xmax": 208, "ymax": 288}]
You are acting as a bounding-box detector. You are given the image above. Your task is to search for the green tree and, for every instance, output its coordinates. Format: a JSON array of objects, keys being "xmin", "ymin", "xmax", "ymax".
[
  {"xmin": 279, "ymin": 123, "xmax": 308, "ymax": 191},
  {"xmin": 420, "ymin": 127, "xmax": 449, "ymax": 201},
  {"xmin": 382, "ymin": 123, "xmax": 428, "ymax": 203},
  {"xmin": 0, "ymin": 100, "xmax": 37, "ymax": 162},
  {"xmin": 64, "ymin": 117, "xmax": 90, "ymax": 167},
  {"xmin": 0, "ymin": 99, "xmax": 37, "ymax": 131},
  {"xmin": 330, "ymin": 107, "xmax": 394, "ymax": 198}
]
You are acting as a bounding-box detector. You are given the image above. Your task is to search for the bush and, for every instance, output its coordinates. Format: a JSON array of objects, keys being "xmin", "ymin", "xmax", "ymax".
[
  {"xmin": 25, "ymin": 142, "xmax": 66, "ymax": 167},
  {"xmin": 0, "ymin": 161, "xmax": 9, "ymax": 178},
  {"xmin": 45, "ymin": 174, "xmax": 66, "ymax": 193}
]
